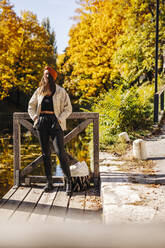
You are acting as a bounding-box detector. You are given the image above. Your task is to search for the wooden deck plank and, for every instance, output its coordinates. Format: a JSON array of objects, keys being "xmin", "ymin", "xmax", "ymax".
[
  {"xmin": 64, "ymin": 191, "xmax": 86, "ymax": 223},
  {"xmin": 46, "ymin": 187, "xmax": 70, "ymax": 224},
  {"xmin": 0, "ymin": 185, "xmax": 102, "ymax": 224},
  {"xmin": 9, "ymin": 187, "xmax": 43, "ymax": 223},
  {"xmin": 0, "ymin": 187, "xmax": 31, "ymax": 222},
  {"xmin": 0, "ymin": 187, "xmax": 18, "ymax": 208},
  {"xmin": 28, "ymin": 186, "xmax": 58, "ymax": 223}
]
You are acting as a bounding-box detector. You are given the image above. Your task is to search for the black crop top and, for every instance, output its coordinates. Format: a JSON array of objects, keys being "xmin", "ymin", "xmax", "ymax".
[{"xmin": 41, "ymin": 89, "xmax": 55, "ymax": 112}]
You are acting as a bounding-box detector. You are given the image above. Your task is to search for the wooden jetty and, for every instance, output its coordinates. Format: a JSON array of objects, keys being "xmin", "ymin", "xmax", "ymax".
[
  {"xmin": 13, "ymin": 112, "xmax": 99, "ymax": 187},
  {"xmin": 0, "ymin": 184, "xmax": 102, "ymax": 224},
  {"xmin": 0, "ymin": 112, "xmax": 102, "ymax": 223}
]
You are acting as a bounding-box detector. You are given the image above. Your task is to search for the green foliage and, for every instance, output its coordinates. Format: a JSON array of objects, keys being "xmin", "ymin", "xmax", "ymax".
[{"xmin": 91, "ymin": 84, "xmax": 154, "ymax": 147}]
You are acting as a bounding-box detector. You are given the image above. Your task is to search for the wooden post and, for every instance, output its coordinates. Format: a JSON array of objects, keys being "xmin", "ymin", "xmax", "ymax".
[
  {"xmin": 93, "ymin": 115, "xmax": 99, "ymax": 187},
  {"xmin": 13, "ymin": 115, "xmax": 21, "ymax": 187}
]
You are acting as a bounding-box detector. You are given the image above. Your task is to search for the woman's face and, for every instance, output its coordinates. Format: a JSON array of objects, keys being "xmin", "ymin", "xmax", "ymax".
[{"xmin": 44, "ymin": 70, "xmax": 49, "ymax": 82}]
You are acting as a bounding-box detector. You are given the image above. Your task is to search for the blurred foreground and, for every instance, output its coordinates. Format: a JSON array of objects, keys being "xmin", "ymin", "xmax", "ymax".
[{"xmin": 1, "ymin": 222, "xmax": 165, "ymax": 248}]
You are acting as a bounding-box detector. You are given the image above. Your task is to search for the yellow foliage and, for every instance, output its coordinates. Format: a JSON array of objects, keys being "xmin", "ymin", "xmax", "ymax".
[
  {"xmin": 0, "ymin": 0, "xmax": 56, "ymax": 100},
  {"xmin": 58, "ymin": 0, "xmax": 165, "ymax": 104},
  {"xmin": 59, "ymin": 0, "xmax": 129, "ymax": 101}
]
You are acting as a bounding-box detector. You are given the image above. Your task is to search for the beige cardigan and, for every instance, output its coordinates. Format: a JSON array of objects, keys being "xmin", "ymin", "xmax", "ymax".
[{"xmin": 28, "ymin": 84, "xmax": 72, "ymax": 130}]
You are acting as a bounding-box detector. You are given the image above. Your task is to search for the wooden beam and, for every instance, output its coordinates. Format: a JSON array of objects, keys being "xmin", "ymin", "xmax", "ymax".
[
  {"xmin": 19, "ymin": 119, "xmax": 38, "ymax": 138},
  {"xmin": 20, "ymin": 151, "xmax": 78, "ymax": 178},
  {"xmin": 22, "ymin": 176, "xmax": 64, "ymax": 184},
  {"xmin": 68, "ymin": 112, "xmax": 99, "ymax": 119},
  {"xmin": 13, "ymin": 112, "xmax": 30, "ymax": 120},
  {"xmin": 13, "ymin": 118, "xmax": 21, "ymax": 186},
  {"xmin": 20, "ymin": 155, "xmax": 43, "ymax": 177},
  {"xmin": 64, "ymin": 119, "xmax": 93, "ymax": 144},
  {"xmin": 13, "ymin": 112, "xmax": 99, "ymax": 120}
]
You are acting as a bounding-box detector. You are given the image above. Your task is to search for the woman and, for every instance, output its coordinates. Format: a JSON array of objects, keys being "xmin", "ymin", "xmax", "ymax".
[{"xmin": 28, "ymin": 66, "xmax": 72, "ymax": 195}]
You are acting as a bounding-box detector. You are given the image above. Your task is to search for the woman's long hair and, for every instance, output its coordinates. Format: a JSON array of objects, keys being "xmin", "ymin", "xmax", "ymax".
[{"xmin": 38, "ymin": 72, "xmax": 56, "ymax": 96}]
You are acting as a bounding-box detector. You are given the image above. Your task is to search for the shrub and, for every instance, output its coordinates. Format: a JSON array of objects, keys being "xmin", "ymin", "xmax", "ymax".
[{"xmin": 91, "ymin": 84, "xmax": 154, "ymax": 147}]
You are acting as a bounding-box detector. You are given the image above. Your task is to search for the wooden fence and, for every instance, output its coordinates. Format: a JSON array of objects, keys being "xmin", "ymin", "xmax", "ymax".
[{"xmin": 13, "ymin": 112, "xmax": 99, "ymax": 188}]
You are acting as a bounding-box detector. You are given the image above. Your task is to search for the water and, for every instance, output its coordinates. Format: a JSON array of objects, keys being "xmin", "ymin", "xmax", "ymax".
[
  {"xmin": 0, "ymin": 130, "xmax": 91, "ymax": 199},
  {"xmin": 55, "ymin": 165, "xmax": 64, "ymax": 176}
]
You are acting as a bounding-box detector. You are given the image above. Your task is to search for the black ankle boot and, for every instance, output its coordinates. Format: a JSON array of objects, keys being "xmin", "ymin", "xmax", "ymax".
[
  {"xmin": 43, "ymin": 177, "xmax": 54, "ymax": 192},
  {"xmin": 65, "ymin": 177, "xmax": 72, "ymax": 195}
]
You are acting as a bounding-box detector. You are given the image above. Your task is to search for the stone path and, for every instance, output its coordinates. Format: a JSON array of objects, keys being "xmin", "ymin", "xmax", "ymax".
[{"xmin": 100, "ymin": 147, "xmax": 165, "ymax": 224}]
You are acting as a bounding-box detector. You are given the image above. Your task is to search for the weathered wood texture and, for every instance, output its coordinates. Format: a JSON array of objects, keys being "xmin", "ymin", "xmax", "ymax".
[
  {"xmin": 19, "ymin": 119, "xmax": 38, "ymax": 137},
  {"xmin": 9, "ymin": 187, "xmax": 43, "ymax": 223},
  {"xmin": 0, "ymin": 187, "xmax": 31, "ymax": 223},
  {"xmin": 65, "ymin": 192, "xmax": 86, "ymax": 223},
  {"xmin": 13, "ymin": 119, "xmax": 21, "ymax": 186},
  {"xmin": 0, "ymin": 187, "xmax": 17, "ymax": 208},
  {"xmin": 13, "ymin": 112, "xmax": 99, "ymax": 120},
  {"xmin": 64, "ymin": 119, "xmax": 93, "ymax": 144},
  {"xmin": 22, "ymin": 175, "xmax": 64, "ymax": 185},
  {"xmin": 0, "ymin": 186, "xmax": 102, "ymax": 224},
  {"xmin": 46, "ymin": 188, "xmax": 70, "ymax": 223},
  {"xmin": 21, "ymin": 152, "xmax": 78, "ymax": 178},
  {"xmin": 21, "ymin": 155, "xmax": 43, "ymax": 177},
  {"xmin": 28, "ymin": 188, "xmax": 58, "ymax": 223}
]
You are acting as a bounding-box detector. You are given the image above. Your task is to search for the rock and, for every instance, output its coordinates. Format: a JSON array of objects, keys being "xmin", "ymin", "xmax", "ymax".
[
  {"xmin": 118, "ymin": 132, "xmax": 130, "ymax": 142},
  {"xmin": 133, "ymin": 139, "xmax": 147, "ymax": 160},
  {"xmin": 133, "ymin": 138, "xmax": 165, "ymax": 160}
]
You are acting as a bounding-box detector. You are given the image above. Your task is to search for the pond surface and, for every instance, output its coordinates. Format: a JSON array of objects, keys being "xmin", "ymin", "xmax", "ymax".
[{"xmin": 0, "ymin": 128, "xmax": 91, "ymax": 199}]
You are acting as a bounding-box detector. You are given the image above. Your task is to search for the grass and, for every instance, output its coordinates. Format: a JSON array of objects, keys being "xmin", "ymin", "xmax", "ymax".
[
  {"xmin": 99, "ymin": 118, "xmax": 164, "ymax": 156},
  {"xmin": 111, "ymin": 159, "xmax": 155, "ymax": 174},
  {"xmin": 103, "ymin": 142, "xmax": 132, "ymax": 156},
  {"xmin": 118, "ymin": 156, "xmax": 156, "ymax": 174},
  {"xmin": 100, "ymin": 137, "xmax": 156, "ymax": 175},
  {"xmin": 99, "ymin": 119, "xmax": 165, "ymax": 174}
]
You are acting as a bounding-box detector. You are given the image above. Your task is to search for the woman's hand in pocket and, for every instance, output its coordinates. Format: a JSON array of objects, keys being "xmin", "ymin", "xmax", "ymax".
[{"xmin": 33, "ymin": 116, "xmax": 39, "ymax": 128}]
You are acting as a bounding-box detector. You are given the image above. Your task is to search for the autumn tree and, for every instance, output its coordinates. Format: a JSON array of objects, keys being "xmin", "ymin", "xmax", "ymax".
[
  {"xmin": 60, "ymin": 0, "xmax": 126, "ymax": 103},
  {"xmin": 0, "ymin": 0, "xmax": 20, "ymax": 99},
  {"xmin": 0, "ymin": 0, "xmax": 57, "ymax": 101},
  {"xmin": 59, "ymin": 0, "xmax": 165, "ymax": 104}
]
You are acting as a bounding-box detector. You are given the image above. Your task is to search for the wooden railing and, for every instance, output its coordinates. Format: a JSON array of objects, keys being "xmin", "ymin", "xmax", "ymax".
[
  {"xmin": 13, "ymin": 112, "xmax": 99, "ymax": 188},
  {"xmin": 154, "ymin": 85, "xmax": 165, "ymax": 123}
]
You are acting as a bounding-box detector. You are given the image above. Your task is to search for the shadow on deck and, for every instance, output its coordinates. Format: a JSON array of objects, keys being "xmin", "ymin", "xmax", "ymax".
[{"xmin": 0, "ymin": 184, "xmax": 102, "ymax": 224}]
